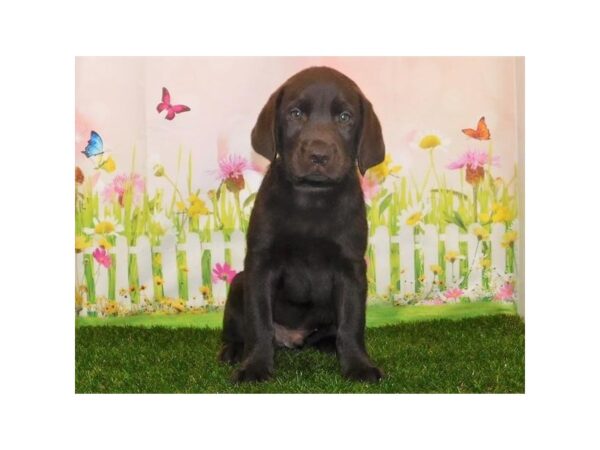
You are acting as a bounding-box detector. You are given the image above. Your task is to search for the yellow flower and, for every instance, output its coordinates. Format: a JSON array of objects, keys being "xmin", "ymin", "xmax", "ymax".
[
  {"xmin": 492, "ymin": 209, "xmax": 508, "ymax": 222},
  {"xmin": 200, "ymin": 286, "xmax": 210, "ymax": 297},
  {"xmin": 75, "ymin": 235, "xmax": 91, "ymax": 253},
  {"xmin": 100, "ymin": 155, "xmax": 116, "ymax": 173},
  {"xmin": 399, "ymin": 202, "xmax": 430, "ymax": 227},
  {"xmin": 96, "ymin": 236, "xmax": 113, "ymax": 250},
  {"xmin": 104, "ymin": 301, "xmax": 119, "ymax": 315},
  {"xmin": 149, "ymin": 213, "xmax": 172, "ymax": 236},
  {"xmin": 430, "ymin": 264, "xmax": 443, "ymax": 275},
  {"xmin": 118, "ymin": 288, "xmax": 128, "ymax": 297},
  {"xmin": 176, "ymin": 201, "xmax": 187, "ymax": 213},
  {"xmin": 165, "ymin": 298, "xmax": 186, "ymax": 312},
  {"xmin": 474, "ymin": 227, "xmax": 490, "ymax": 240},
  {"xmin": 188, "ymin": 194, "xmax": 210, "ymax": 217},
  {"xmin": 84, "ymin": 217, "xmax": 124, "ymax": 236},
  {"xmin": 501, "ymin": 230, "xmax": 518, "ymax": 248},
  {"xmin": 480, "ymin": 258, "xmax": 491, "ymax": 269},
  {"xmin": 179, "ymin": 264, "xmax": 189, "ymax": 273},
  {"xmin": 96, "ymin": 221, "xmax": 115, "ymax": 233},
  {"xmin": 445, "ymin": 251, "xmax": 464, "ymax": 263},
  {"xmin": 418, "ymin": 275, "xmax": 426, "ymax": 284},
  {"xmin": 412, "ymin": 130, "xmax": 449, "ymax": 153},
  {"xmin": 154, "ymin": 275, "xmax": 164, "ymax": 286},
  {"xmin": 406, "ymin": 212, "xmax": 424, "ymax": 226},
  {"xmin": 419, "ymin": 134, "xmax": 442, "ymax": 150},
  {"xmin": 366, "ymin": 154, "xmax": 401, "ymax": 183},
  {"xmin": 491, "ymin": 203, "xmax": 512, "ymax": 223},
  {"xmin": 479, "ymin": 212, "xmax": 490, "ymax": 223}
]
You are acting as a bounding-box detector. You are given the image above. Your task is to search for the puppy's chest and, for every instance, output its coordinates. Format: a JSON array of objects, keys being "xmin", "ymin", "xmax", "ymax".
[{"xmin": 273, "ymin": 237, "xmax": 340, "ymax": 304}]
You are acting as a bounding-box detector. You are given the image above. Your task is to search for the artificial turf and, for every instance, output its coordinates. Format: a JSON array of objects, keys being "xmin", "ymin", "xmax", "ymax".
[{"xmin": 75, "ymin": 314, "xmax": 524, "ymax": 393}]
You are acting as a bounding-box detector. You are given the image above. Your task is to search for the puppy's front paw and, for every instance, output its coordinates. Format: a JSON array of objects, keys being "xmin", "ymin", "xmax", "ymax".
[
  {"xmin": 219, "ymin": 342, "xmax": 243, "ymax": 365},
  {"xmin": 232, "ymin": 361, "xmax": 273, "ymax": 383},
  {"xmin": 343, "ymin": 363, "xmax": 383, "ymax": 382}
]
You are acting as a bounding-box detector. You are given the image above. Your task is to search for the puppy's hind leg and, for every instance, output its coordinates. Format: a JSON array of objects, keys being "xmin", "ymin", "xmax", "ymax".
[{"xmin": 219, "ymin": 272, "xmax": 245, "ymax": 364}]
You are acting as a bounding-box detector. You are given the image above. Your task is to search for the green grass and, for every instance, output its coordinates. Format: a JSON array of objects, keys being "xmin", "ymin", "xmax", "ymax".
[
  {"xmin": 76, "ymin": 314, "xmax": 524, "ymax": 393},
  {"xmin": 75, "ymin": 301, "xmax": 517, "ymax": 329}
]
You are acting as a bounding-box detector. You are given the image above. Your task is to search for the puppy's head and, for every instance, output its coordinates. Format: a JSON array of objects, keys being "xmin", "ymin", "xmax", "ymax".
[{"xmin": 251, "ymin": 66, "xmax": 385, "ymax": 188}]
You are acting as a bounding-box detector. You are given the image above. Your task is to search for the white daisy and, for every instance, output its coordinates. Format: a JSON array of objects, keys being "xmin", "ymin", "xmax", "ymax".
[
  {"xmin": 398, "ymin": 201, "xmax": 431, "ymax": 227},
  {"xmin": 410, "ymin": 130, "xmax": 451, "ymax": 153},
  {"xmin": 83, "ymin": 216, "xmax": 124, "ymax": 236}
]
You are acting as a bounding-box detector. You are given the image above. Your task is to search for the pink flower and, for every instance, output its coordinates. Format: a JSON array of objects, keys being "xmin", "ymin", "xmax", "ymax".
[
  {"xmin": 217, "ymin": 154, "xmax": 251, "ymax": 180},
  {"xmin": 495, "ymin": 283, "xmax": 514, "ymax": 301},
  {"xmin": 212, "ymin": 262, "xmax": 237, "ymax": 284},
  {"xmin": 446, "ymin": 150, "xmax": 500, "ymax": 170},
  {"xmin": 214, "ymin": 154, "xmax": 255, "ymax": 192},
  {"xmin": 92, "ymin": 247, "xmax": 112, "ymax": 268},
  {"xmin": 444, "ymin": 287, "xmax": 464, "ymax": 301},
  {"xmin": 102, "ymin": 173, "xmax": 145, "ymax": 206},
  {"xmin": 360, "ymin": 175, "xmax": 380, "ymax": 201}
]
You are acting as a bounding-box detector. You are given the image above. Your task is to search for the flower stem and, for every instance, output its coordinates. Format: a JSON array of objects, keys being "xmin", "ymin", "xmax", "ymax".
[
  {"xmin": 163, "ymin": 173, "xmax": 186, "ymax": 204},
  {"xmin": 211, "ymin": 196, "xmax": 223, "ymax": 229},
  {"xmin": 233, "ymin": 191, "xmax": 246, "ymax": 232},
  {"xmin": 458, "ymin": 239, "xmax": 480, "ymax": 288},
  {"xmin": 420, "ymin": 165, "xmax": 432, "ymax": 199},
  {"xmin": 429, "ymin": 149, "xmax": 443, "ymax": 191},
  {"xmin": 473, "ymin": 183, "xmax": 478, "ymax": 223}
]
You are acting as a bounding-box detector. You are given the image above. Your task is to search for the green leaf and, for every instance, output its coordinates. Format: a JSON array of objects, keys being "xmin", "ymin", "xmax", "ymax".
[
  {"xmin": 379, "ymin": 194, "xmax": 393, "ymax": 216},
  {"xmin": 445, "ymin": 211, "xmax": 468, "ymax": 232},
  {"xmin": 243, "ymin": 193, "xmax": 257, "ymax": 209}
]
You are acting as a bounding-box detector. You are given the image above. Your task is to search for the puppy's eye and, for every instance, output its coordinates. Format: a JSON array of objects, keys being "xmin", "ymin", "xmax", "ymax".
[
  {"xmin": 288, "ymin": 108, "xmax": 304, "ymax": 120},
  {"xmin": 338, "ymin": 111, "xmax": 352, "ymax": 123}
]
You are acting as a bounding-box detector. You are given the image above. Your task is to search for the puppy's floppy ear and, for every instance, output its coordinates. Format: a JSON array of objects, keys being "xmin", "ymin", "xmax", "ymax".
[
  {"xmin": 357, "ymin": 94, "xmax": 385, "ymax": 175},
  {"xmin": 251, "ymin": 87, "xmax": 284, "ymax": 162}
]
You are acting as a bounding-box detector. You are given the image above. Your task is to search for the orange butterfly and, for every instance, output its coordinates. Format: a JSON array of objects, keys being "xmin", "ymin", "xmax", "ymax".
[{"xmin": 462, "ymin": 116, "xmax": 491, "ymax": 140}]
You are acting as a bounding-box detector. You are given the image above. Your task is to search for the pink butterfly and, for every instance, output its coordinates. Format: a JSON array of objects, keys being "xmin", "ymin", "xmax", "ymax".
[{"xmin": 156, "ymin": 87, "xmax": 190, "ymax": 120}]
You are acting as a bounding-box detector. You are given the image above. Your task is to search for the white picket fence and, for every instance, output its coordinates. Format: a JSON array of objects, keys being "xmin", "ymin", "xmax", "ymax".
[
  {"xmin": 370, "ymin": 221, "xmax": 516, "ymax": 296},
  {"xmin": 75, "ymin": 230, "xmax": 246, "ymax": 308},
  {"xmin": 76, "ymin": 221, "xmax": 516, "ymax": 308}
]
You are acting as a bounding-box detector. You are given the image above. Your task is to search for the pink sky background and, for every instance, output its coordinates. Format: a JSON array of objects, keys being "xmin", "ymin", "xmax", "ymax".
[{"xmin": 75, "ymin": 57, "xmax": 523, "ymax": 194}]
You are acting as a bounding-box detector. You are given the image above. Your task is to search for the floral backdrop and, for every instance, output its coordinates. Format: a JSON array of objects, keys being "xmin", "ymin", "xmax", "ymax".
[{"xmin": 75, "ymin": 57, "xmax": 523, "ymax": 318}]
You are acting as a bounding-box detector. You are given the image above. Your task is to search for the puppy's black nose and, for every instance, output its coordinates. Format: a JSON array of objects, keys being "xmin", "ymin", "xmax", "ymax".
[
  {"xmin": 304, "ymin": 140, "xmax": 334, "ymax": 166},
  {"xmin": 309, "ymin": 151, "xmax": 330, "ymax": 166}
]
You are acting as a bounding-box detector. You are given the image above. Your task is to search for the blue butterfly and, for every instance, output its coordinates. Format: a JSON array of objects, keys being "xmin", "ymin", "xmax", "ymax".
[{"xmin": 82, "ymin": 130, "xmax": 104, "ymax": 158}]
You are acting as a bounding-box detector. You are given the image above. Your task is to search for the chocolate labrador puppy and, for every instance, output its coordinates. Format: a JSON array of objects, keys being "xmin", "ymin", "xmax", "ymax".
[{"xmin": 219, "ymin": 66, "xmax": 385, "ymax": 382}]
